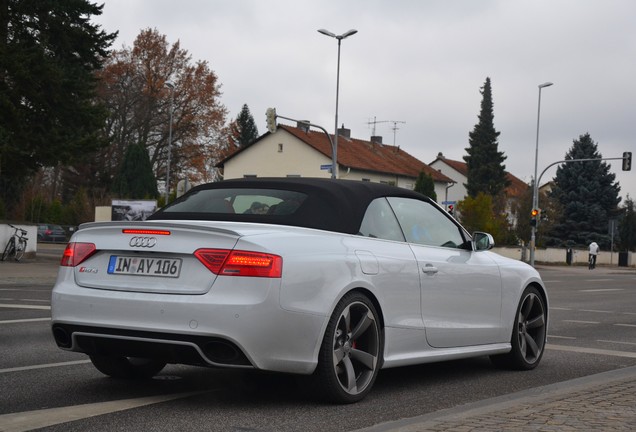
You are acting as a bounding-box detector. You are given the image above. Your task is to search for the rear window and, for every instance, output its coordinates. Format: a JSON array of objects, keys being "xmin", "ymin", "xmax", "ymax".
[{"xmin": 161, "ymin": 188, "xmax": 308, "ymax": 216}]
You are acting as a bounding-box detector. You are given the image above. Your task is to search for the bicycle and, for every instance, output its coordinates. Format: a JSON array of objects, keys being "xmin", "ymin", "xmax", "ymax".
[
  {"xmin": 2, "ymin": 224, "xmax": 28, "ymax": 262},
  {"xmin": 588, "ymin": 253, "xmax": 597, "ymax": 270}
]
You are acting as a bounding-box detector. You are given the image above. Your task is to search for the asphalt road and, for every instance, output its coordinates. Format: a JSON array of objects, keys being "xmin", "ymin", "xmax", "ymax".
[{"xmin": 1, "ymin": 264, "xmax": 636, "ymax": 431}]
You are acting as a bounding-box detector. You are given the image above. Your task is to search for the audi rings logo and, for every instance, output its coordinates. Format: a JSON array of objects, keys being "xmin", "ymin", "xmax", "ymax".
[{"xmin": 129, "ymin": 236, "xmax": 157, "ymax": 248}]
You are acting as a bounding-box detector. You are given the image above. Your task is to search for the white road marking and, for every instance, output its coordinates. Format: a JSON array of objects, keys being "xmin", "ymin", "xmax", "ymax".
[
  {"xmin": 615, "ymin": 323, "xmax": 636, "ymax": 328},
  {"xmin": 547, "ymin": 335, "xmax": 576, "ymax": 340},
  {"xmin": 542, "ymin": 280, "xmax": 562, "ymax": 283},
  {"xmin": 0, "ymin": 360, "xmax": 91, "ymax": 374},
  {"xmin": 547, "ymin": 344, "xmax": 636, "ymax": 358},
  {"xmin": 0, "ymin": 318, "xmax": 50, "ymax": 325},
  {"xmin": 562, "ymin": 320, "xmax": 600, "ymax": 324},
  {"xmin": 0, "ymin": 391, "xmax": 206, "ymax": 432},
  {"xmin": 0, "ymin": 303, "xmax": 50, "ymax": 310},
  {"xmin": 549, "ymin": 307, "xmax": 571, "ymax": 311}
]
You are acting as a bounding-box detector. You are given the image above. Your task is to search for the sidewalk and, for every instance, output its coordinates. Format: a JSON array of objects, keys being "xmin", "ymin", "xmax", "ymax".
[
  {"xmin": 0, "ymin": 243, "xmax": 63, "ymax": 285},
  {"xmin": 358, "ymin": 365, "xmax": 636, "ymax": 431}
]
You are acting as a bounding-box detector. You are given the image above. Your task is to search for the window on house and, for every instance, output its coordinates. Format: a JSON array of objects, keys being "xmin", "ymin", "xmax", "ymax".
[{"xmin": 278, "ymin": 143, "xmax": 283, "ymax": 152}]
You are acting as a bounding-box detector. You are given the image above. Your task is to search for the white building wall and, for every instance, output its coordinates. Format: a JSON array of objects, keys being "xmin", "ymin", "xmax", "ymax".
[
  {"xmin": 339, "ymin": 169, "xmax": 397, "ymax": 184},
  {"xmin": 341, "ymin": 169, "xmax": 448, "ymax": 202},
  {"xmin": 429, "ymin": 160, "xmax": 467, "ymax": 204},
  {"xmin": 223, "ymin": 130, "xmax": 333, "ymax": 180},
  {"xmin": 493, "ymin": 246, "xmax": 635, "ymax": 268}
]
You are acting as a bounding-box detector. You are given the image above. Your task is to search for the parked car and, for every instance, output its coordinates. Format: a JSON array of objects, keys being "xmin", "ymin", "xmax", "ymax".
[
  {"xmin": 38, "ymin": 224, "xmax": 67, "ymax": 243},
  {"xmin": 51, "ymin": 178, "xmax": 548, "ymax": 403}
]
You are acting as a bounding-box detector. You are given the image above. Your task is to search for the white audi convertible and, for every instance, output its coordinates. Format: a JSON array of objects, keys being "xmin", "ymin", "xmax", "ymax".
[{"xmin": 51, "ymin": 178, "xmax": 548, "ymax": 403}]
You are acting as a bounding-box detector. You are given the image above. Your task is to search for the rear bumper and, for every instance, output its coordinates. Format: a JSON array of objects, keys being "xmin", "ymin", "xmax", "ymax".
[
  {"xmin": 51, "ymin": 268, "xmax": 327, "ymax": 374},
  {"xmin": 52, "ymin": 323, "xmax": 255, "ymax": 367}
]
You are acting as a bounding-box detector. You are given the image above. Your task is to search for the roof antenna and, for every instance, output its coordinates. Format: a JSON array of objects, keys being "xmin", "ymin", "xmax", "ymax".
[{"xmin": 366, "ymin": 117, "xmax": 406, "ymax": 145}]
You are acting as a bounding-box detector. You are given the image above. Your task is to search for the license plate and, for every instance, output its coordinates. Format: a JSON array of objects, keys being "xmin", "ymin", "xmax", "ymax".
[{"xmin": 107, "ymin": 256, "xmax": 182, "ymax": 278}]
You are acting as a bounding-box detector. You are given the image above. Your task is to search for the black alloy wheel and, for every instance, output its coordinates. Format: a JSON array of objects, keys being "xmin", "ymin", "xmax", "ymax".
[
  {"xmin": 491, "ymin": 286, "xmax": 547, "ymax": 370},
  {"xmin": 313, "ymin": 292, "xmax": 382, "ymax": 403}
]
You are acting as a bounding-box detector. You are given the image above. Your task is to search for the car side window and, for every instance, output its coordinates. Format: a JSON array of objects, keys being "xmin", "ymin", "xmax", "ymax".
[
  {"xmin": 358, "ymin": 198, "xmax": 405, "ymax": 242},
  {"xmin": 387, "ymin": 197, "xmax": 465, "ymax": 248}
]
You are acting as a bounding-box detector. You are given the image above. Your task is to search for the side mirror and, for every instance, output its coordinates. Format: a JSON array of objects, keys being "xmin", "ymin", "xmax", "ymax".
[{"xmin": 472, "ymin": 232, "xmax": 495, "ymax": 251}]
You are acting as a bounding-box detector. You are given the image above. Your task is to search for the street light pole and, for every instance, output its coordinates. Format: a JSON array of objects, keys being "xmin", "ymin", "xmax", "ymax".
[
  {"xmin": 164, "ymin": 80, "xmax": 175, "ymax": 205},
  {"xmin": 318, "ymin": 28, "xmax": 357, "ymax": 179},
  {"xmin": 530, "ymin": 81, "xmax": 553, "ymax": 267}
]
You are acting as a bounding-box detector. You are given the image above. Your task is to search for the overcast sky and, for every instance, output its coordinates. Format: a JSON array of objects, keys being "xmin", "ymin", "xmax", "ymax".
[{"xmin": 95, "ymin": 0, "xmax": 635, "ymax": 201}]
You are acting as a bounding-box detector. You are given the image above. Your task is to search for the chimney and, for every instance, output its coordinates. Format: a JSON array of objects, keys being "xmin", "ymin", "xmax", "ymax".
[
  {"xmin": 370, "ymin": 136, "xmax": 383, "ymax": 144},
  {"xmin": 297, "ymin": 120, "xmax": 310, "ymax": 133},
  {"xmin": 337, "ymin": 124, "xmax": 350, "ymax": 139}
]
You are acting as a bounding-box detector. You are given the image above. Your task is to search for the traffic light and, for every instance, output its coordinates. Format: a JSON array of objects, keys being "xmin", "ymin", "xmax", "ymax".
[
  {"xmin": 448, "ymin": 204, "xmax": 454, "ymax": 216},
  {"xmin": 266, "ymin": 108, "xmax": 277, "ymax": 134},
  {"xmin": 623, "ymin": 151, "xmax": 632, "ymax": 171},
  {"xmin": 530, "ymin": 208, "xmax": 539, "ymax": 227}
]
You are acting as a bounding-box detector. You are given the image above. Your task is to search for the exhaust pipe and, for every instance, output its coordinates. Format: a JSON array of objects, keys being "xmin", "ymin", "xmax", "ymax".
[{"xmin": 52, "ymin": 326, "xmax": 72, "ymax": 348}]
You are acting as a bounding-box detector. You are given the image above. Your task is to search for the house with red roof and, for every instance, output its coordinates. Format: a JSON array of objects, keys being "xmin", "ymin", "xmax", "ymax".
[
  {"xmin": 429, "ymin": 152, "xmax": 529, "ymax": 225},
  {"xmin": 217, "ymin": 122, "xmax": 454, "ymax": 203},
  {"xmin": 429, "ymin": 152, "xmax": 528, "ymax": 204}
]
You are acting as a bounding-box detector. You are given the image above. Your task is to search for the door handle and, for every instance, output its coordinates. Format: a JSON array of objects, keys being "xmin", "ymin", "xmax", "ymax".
[{"xmin": 422, "ymin": 264, "xmax": 438, "ymax": 275}]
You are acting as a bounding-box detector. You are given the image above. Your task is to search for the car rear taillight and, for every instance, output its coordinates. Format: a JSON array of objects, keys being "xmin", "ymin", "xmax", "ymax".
[
  {"xmin": 194, "ymin": 249, "xmax": 282, "ymax": 278},
  {"xmin": 61, "ymin": 243, "xmax": 97, "ymax": 267}
]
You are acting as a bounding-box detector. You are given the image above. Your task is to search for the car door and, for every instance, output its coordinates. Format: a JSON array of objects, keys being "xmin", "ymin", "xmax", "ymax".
[
  {"xmin": 387, "ymin": 197, "xmax": 503, "ymax": 348},
  {"xmin": 356, "ymin": 198, "xmax": 423, "ymax": 330}
]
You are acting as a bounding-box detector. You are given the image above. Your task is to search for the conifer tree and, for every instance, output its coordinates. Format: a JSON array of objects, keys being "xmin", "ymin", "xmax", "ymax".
[
  {"xmin": 414, "ymin": 171, "xmax": 437, "ymax": 201},
  {"xmin": 546, "ymin": 133, "xmax": 621, "ymax": 248},
  {"xmin": 0, "ymin": 0, "xmax": 116, "ymax": 211},
  {"xmin": 235, "ymin": 104, "xmax": 259, "ymax": 147},
  {"xmin": 464, "ymin": 77, "xmax": 509, "ymax": 198},
  {"xmin": 111, "ymin": 144, "xmax": 158, "ymax": 199}
]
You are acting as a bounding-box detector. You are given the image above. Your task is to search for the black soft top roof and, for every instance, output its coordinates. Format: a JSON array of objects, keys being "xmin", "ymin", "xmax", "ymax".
[{"xmin": 149, "ymin": 177, "xmax": 430, "ymax": 234}]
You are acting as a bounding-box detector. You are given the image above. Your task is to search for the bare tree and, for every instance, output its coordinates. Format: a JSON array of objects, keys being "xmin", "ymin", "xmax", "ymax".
[{"xmin": 95, "ymin": 28, "xmax": 228, "ymax": 190}]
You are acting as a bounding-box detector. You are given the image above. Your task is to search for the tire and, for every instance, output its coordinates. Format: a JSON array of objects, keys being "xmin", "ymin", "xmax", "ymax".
[
  {"xmin": 491, "ymin": 286, "xmax": 546, "ymax": 370},
  {"xmin": 2, "ymin": 239, "xmax": 15, "ymax": 261},
  {"xmin": 312, "ymin": 292, "xmax": 383, "ymax": 404},
  {"xmin": 89, "ymin": 355, "xmax": 166, "ymax": 379}
]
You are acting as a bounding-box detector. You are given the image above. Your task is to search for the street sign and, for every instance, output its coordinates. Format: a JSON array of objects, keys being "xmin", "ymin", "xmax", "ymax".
[
  {"xmin": 320, "ymin": 164, "xmax": 332, "ymax": 171},
  {"xmin": 441, "ymin": 200, "xmax": 456, "ymax": 205}
]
